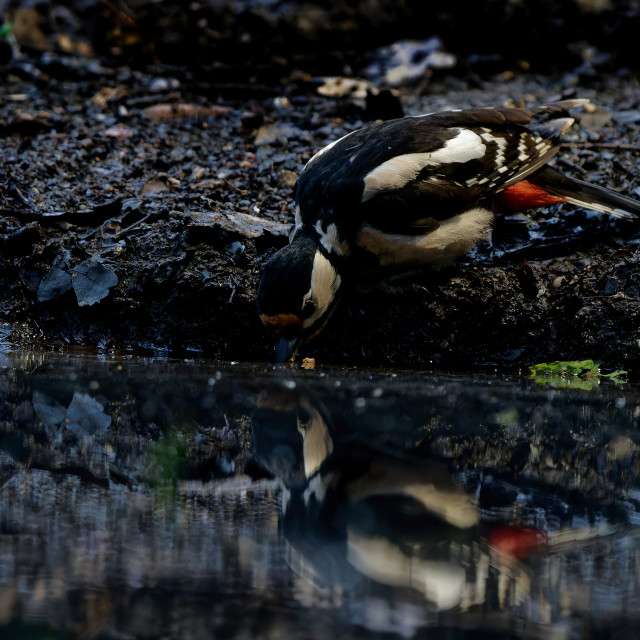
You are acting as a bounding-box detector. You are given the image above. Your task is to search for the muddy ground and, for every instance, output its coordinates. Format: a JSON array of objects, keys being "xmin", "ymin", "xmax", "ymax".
[{"xmin": 1, "ymin": 2, "xmax": 640, "ymax": 372}]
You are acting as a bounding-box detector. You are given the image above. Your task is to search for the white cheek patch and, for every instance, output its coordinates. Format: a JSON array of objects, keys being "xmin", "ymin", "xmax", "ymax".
[
  {"xmin": 362, "ymin": 128, "xmax": 486, "ymax": 201},
  {"xmin": 302, "ymin": 251, "xmax": 342, "ymax": 329}
]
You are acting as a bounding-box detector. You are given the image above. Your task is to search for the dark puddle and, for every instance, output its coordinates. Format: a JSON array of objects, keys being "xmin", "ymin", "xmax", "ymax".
[{"xmin": 0, "ymin": 351, "xmax": 639, "ymax": 638}]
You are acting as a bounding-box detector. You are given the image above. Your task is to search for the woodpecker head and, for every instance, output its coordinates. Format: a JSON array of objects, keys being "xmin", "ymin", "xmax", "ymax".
[{"xmin": 258, "ymin": 236, "xmax": 342, "ymax": 362}]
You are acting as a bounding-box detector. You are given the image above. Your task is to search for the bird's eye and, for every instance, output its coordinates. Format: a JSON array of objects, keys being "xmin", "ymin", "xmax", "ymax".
[{"xmin": 301, "ymin": 299, "xmax": 316, "ymax": 319}]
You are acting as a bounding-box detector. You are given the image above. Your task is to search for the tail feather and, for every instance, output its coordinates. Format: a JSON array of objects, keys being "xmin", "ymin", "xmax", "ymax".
[
  {"xmin": 531, "ymin": 165, "xmax": 640, "ymax": 220},
  {"xmin": 533, "ymin": 99, "xmax": 591, "ymax": 116}
]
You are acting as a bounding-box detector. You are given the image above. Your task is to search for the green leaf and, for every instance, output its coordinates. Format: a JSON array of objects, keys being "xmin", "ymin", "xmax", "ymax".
[
  {"xmin": 0, "ymin": 23, "xmax": 12, "ymax": 40},
  {"xmin": 529, "ymin": 359, "xmax": 627, "ymax": 387}
]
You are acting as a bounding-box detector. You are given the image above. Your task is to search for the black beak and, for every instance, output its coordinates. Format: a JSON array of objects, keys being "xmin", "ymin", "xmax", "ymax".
[{"xmin": 275, "ymin": 336, "xmax": 301, "ymax": 363}]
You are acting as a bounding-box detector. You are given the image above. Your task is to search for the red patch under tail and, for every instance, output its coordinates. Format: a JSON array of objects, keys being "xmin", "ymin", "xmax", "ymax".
[{"xmin": 498, "ymin": 181, "xmax": 567, "ymax": 213}]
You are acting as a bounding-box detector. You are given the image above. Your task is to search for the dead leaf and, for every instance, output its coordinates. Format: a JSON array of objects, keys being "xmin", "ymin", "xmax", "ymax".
[
  {"xmin": 92, "ymin": 86, "xmax": 128, "ymax": 108},
  {"xmin": 0, "ymin": 114, "xmax": 50, "ymax": 136},
  {"xmin": 38, "ymin": 266, "xmax": 72, "ymax": 302},
  {"xmin": 9, "ymin": 8, "xmax": 53, "ymax": 51},
  {"xmin": 194, "ymin": 179, "xmax": 225, "ymax": 189},
  {"xmin": 72, "ymin": 261, "xmax": 118, "ymax": 307},
  {"xmin": 317, "ymin": 76, "xmax": 375, "ymax": 99},
  {"xmin": 254, "ymin": 123, "xmax": 304, "ymax": 146},
  {"xmin": 142, "ymin": 180, "xmax": 170, "ymax": 195},
  {"xmin": 188, "ymin": 211, "xmax": 289, "ymax": 238},
  {"xmin": 280, "ymin": 170, "xmax": 298, "ymax": 188},
  {"xmin": 142, "ymin": 103, "xmax": 231, "ymax": 120},
  {"xmin": 54, "ymin": 33, "xmax": 94, "ymax": 57},
  {"xmin": 56, "ymin": 33, "xmax": 74, "ymax": 54},
  {"xmin": 103, "ymin": 124, "xmax": 134, "ymax": 138}
]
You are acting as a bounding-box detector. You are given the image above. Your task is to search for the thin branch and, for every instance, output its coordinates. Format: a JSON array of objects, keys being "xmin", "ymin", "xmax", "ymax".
[{"xmin": 563, "ymin": 141, "xmax": 640, "ymax": 152}]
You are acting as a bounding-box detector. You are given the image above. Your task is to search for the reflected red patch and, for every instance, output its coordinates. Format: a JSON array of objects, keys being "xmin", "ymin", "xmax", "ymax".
[{"xmin": 488, "ymin": 525, "xmax": 546, "ymax": 559}]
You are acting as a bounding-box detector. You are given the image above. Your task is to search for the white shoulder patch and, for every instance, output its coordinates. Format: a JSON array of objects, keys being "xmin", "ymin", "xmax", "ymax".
[{"xmin": 362, "ymin": 128, "xmax": 486, "ymax": 201}]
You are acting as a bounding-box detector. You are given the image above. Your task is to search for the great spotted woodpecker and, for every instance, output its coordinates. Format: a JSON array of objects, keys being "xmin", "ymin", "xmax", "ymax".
[{"xmin": 258, "ymin": 99, "xmax": 640, "ymax": 362}]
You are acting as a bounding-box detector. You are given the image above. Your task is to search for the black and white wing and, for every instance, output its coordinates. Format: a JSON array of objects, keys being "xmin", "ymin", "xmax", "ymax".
[{"xmin": 293, "ymin": 103, "xmax": 580, "ymax": 259}]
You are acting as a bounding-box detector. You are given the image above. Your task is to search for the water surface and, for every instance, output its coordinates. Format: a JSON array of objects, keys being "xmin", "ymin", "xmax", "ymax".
[{"xmin": 0, "ymin": 351, "xmax": 638, "ymax": 639}]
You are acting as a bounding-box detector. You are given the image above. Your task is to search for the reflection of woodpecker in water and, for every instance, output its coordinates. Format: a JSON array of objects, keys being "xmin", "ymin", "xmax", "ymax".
[{"xmin": 252, "ymin": 383, "xmax": 540, "ymax": 612}]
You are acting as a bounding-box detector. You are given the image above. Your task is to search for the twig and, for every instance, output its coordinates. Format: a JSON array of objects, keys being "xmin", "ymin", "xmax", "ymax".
[
  {"xmin": 12, "ymin": 185, "xmax": 38, "ymax": 212},
  {"xmin": 564, "ymin": 141, "xmax": 640, "ymax": 152},
  {"xmin": 223, "ymin": 178, "xmax": 247, "ymax": 194},
  {"xmin": 111, "ymin": 213, "xmax": 155, "ymax": 240}
]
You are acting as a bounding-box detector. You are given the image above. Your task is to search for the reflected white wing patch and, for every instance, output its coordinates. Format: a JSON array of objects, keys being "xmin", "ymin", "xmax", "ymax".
[{"xmin": 362, "ymin": 129, "xmax": 486, "ymax": 201}]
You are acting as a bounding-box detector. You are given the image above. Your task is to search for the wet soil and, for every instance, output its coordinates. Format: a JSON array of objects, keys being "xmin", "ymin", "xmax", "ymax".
[{"xmin": 1, "ymin": 18, "xmax": 640, "ymax": 371}]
